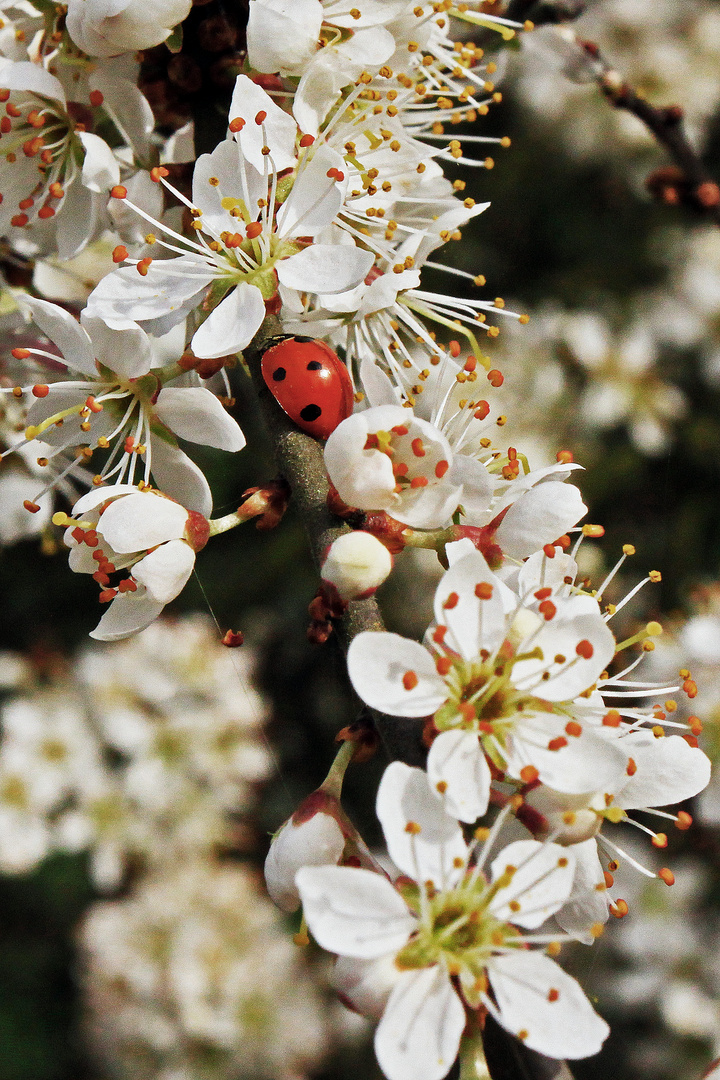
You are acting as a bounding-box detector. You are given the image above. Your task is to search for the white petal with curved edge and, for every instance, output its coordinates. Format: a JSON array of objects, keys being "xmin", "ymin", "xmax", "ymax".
[
  {"xmin": 507, "ymin": 717, "xmax": 628, "ymax": 795},
  {"xmin": 81, "ymin": 313, "xmax": 152, "ymax": 379},
  {"xmin": 148, "ymin": 436, "xmax": 213, "ymax": 517},
  {"xmin": 347, "ymin": 633, "xmax": 447, "ymax": 718},
  {"xmin": 375, "ymin": 967, "xmax": 465, "ymax": 1080},
  {"xmin": 494, "ymin": 482, "xmax": 587, "ymax": 561},
  {"xmin": 247, "ymin": 0, "xmax": 322, "ymax": 74},
  {"xmin": 376, "ymin": 762, "xmax": 467, "ymax": 889},
  {"xmin": 278, "ymin": 245, "xmax": 375, "ymax": 294},
  {"xmin": 488, "ymin": 950, "xmax": 609, "ymax": 1059},
  {"xmin": 86, "ymin": 256, "xmax": 212, "ymax": 324},
  {"xmin": 98, "ymin": 493, "xmax": 188, "ymax": 552},
  {"xmin": 511, "ymin": 599, "xmax": 615, "ymax": 701},
  {"xmin": 154, "ymin": 387, "xmax": 246, "ymax": 451},
  {"xmin": 79, "ymin": 131, "xmax": 120, "ymax": 192},
  {"xmin": 73, "ymin": 483, "xmax": 138, "ymax": 515},
  {"xmin": 617, "ymin": 732, "xmax": 711, "ymax": 809},
  {"xmin": 90, "ymin": 590, "xmax": 165, "ymax": 641},
  {"xmin": 427, "ymin": 730, "xmax": 491, "ymax": 824},
  {"xmin": 278, "ymin": 143, "xmax": 346, "ymax": 237},
  {"xmin": 228, "ymin": 74, "xmax": 297, "ymax": 171},
  {"xmin": 190, "ymin": 283, "xmax": 265, "ymax": 359},
  {"xmin": 0, "ymin": 61, "xmax": 66, "ymax": 103},
  {"xmin": 132, "ymin": 539, "xmax": 195, "ymax": 603},
  {"xmin": 22, "ymin": 296, "xmax": 96, "ymax": 376},
  {"xmin": 555, "ymin": 839, "xmax": 608, "ymax": 944},
  {"xmin": 489, "ymin": 840, "xmax": 575, "ymax": 929},
  {"xmin": 296, "ymin": 865, "xmax": 415, "ymax": 958},
  {"xmin": 433, "ymin": 549, "xmax": 506, "ymax": 661}
]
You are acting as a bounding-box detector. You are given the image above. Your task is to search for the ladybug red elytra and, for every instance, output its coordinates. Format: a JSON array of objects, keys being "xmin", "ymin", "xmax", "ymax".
[{"xmin": 260, "ymin": 336, "xmax": 354, "ymax": 440}]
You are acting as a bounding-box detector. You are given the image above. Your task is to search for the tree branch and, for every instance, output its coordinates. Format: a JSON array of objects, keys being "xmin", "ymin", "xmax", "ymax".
[{"xmin": 243, "ymin": 317, "xmax": 427, "ymax": 767}]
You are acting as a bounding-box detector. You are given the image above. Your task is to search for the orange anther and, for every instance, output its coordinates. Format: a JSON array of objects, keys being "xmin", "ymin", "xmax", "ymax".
[
  {"xmin": 519, "ymin": 765, "xmax": 539, "ymax": 784},
  {"xmin": 23, "ymin": 500, "xmax": 40, "ymax": 513},
  {"xmin": 89, "ymin": 90, "xmax": 104, "ymax": 106},
  {"xmin": 565, "ymin": 721, "xmax": 582, "ymax": 737},
  {"xmin": 487, "ymin": 369, "xmax": 504, "ymax": 387},
  {"xmin": 659, "ymin": 868, "xmax": 675, "ymax": 886},
  {"xmin": 229, "ymin": 117, "xmax": 245, "ymax": 132},
  {"xmin": 112, "ymin": 245, "xmax": 128, "ymax": 263},
  {"xmin": 299, "ymin": 134, "xmax": 314, "ymax": 147},
  {"xmin": 110, "ymin": 185, "xmax": 127, "ymax": 199},
  {"xmin": 576, "ymin": 639, "xmax": 594, "ymax": 659},
  {"xmin": 411, "ymin": 437, "xmax": 425, "ymax": 457},
  {"xmin": 150, "ymin": 166, "xmax": 169, "ymax": 182},
  {"xmin": 246, "ymin": 221, "xmax": 262, "ymax": 238},
  {"xmin": 403, "ymin": 670, "xmax": 419, "ymax": 691},
  {"xmin": 548, "ymin": 736, "xmax": 568, "ymax": 751},
  {"xmin": 449, "ymin": 340, "xmax": 461, "ymax": 357},
  {"xmin": 475, "ymin": 583, "xmax": 493, "ymax": 600},
  {"xmin": 474, "ymin": 401, "xmax": 490, "ymax": 420},
  {"xmin": 31, "ymin": 384, "xmax": 49, "ymax": 398}
]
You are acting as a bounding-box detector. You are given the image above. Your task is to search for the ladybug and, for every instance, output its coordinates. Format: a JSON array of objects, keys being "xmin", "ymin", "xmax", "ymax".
[{"xmin": 260, "ymin": 336, "xmax": 354, "ymax": 440}]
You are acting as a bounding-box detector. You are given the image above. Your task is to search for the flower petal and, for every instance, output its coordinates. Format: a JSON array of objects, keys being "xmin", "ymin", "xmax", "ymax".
[
  {"xmin": 190, "ymin": 283, "xmax": 266, "ymax": 360},
  {"xmin": 228, "ymin": 74, "xmax": 298, "ymax": 172},
  {"xmin": 22, "ymin": 295, "xmax": 96, "ymax": 376},
  {"xmin": 432, "ymin": 549, "xmax": 506, "ymax": 662},
  {"xmin": 265, "ymin": 812, "xmax": 347, "ymax": 913},
  {"xmin": 148, "ymin": 437, "xmax": 213, "ymax": 517},
  {"xmin": 427, "ymin": 730, "xmax": 491, "ymax": 824},
  {"xmin": 278, "ymin": 244, "xmax": 375, "ymax": 294},
  {"xmin": 617, "ymin": 732, "xmax": 711, "ymax": 810},
  {"xmin": 376, "ymin": 762, "xmax": 467, "ymax": 889},
  {"xmin": 489, "ymin": 840, "xmax": 575, "ymax": 929},
  {"xmin": 132, "ymin": 539, "xmax": 195, "ymax": 603},
  {"xmin": 80, "ymin": 313, "xmax": 152, "ymax": 379},
  {"xmin": 154, "ymin": 387, "xmax": 246, "ymax": 451},
  {"xmin": 375, "ymin": 966, "xmax": 465, "ymax": 1080},
  {"xmin": 347, "ymin": 632, "xmax": 447, "ymax": 718},
  {"xmin": 90, "ymin": 589, "xmax": 165, "ymax": 641},
  {"xmin": 488, "ymin": 950, "xmax": 609, "ymax": 1059},
  {"xmin": 296, "ymin": 864, "xmax": 415, "ymax": 958},
  {"xmin": 98, "ymin": 492, "xmax": 188, "ymax": 552}
]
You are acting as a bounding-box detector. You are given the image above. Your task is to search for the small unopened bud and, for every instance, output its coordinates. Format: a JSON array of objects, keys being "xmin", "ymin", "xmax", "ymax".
[{"xmin": 321, "ymin": 531, "xmax": 393, "ymax": 602}]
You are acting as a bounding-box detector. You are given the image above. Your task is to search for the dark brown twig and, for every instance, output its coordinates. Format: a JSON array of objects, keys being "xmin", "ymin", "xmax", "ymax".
[
  {"xmin": 243, "ymin": 317, "xmax": 426, "ymax": 767},
  {"xmin": 558, "ymin": 36, "xmax": 720, "ymax": 222}
]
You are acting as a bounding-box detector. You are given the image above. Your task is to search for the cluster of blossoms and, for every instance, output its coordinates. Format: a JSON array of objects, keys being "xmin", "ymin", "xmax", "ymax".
[
  {"xmin": 0, "ymin": 615, "xmax": 347, "ymax": 1079},
  {"xmin": 0, "ymin": 2, "xmax": 712, "ymax": 1080}
]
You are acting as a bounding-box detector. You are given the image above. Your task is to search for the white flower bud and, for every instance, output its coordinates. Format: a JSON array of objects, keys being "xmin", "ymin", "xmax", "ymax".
[
  {"xmin": 321, "ymin": 531, "xmax": 393, "ymax": 602},
  {"xmin": 265, "ymin": 800, "xmax": 346, "ymax": 913}
]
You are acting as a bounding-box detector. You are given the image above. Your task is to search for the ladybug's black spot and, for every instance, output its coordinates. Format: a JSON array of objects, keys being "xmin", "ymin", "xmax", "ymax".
[
  {"xmin": 272, "ymin": 367, "xmax": 286, "ymax": 381},
  {"xmin": 306, "ymin": 361, "xmax": 323, "ymax": 371},
  {"xmin": 293, "ymin": 335, "xmax": 315, "ymax": 343},
  {"xmin": 300, "ymin": 403, "xmax": 322, "ymax": 422}
]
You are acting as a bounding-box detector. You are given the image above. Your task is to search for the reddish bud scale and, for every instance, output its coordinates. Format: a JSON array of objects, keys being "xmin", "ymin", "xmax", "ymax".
[{"xmin": 184, "ymin": 510, "xmax": 210, "ymax": 552}]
